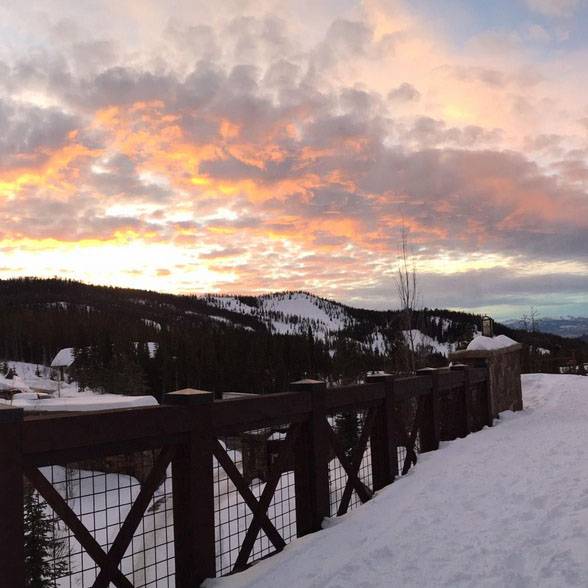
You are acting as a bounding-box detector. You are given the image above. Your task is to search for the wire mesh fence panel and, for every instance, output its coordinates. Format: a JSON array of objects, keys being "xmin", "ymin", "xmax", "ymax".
[
  {"xmin": 393, "ymin": 395, "xmax": 421, "ymax": 475},
  {"xmin": 213, "ymin": 425, "xmax": 297, "ymax": 577},
  {"xmin": 327, "ymin": 409, "xmax": 373, "ymax": 517},
  {"xmin": 439, "ymin": 387, "xmax": 465, "ymax": 441},
  {"xmin": 470, "ymin": 380, "xmax": 489, "ymax": 432},
  {"xmin": 25, "ymin": 448, "xmax": 175, "ymax": 588}
]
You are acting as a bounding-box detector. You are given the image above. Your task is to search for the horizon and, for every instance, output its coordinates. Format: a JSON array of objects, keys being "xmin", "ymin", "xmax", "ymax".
[{"xmin": 1, "ymin": 1, "xmax": 587, "ymax": 320}]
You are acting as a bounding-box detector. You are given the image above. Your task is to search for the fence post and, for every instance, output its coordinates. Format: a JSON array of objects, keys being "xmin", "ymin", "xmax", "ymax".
[
  {"xmin": 484, "ymin": 363, "xmax": 494, "ymax": 427},
  {"xmin": 0, "ymin": 405, "xmax": 24, "ymax": 587},
  {"xmin": 417, "ymin": 368, "xmax": 440, "ymax": 452},
  {"xmin": 451, "ymin": 364, "xmax": 472, "ymax": 437},
  {"xmin": 166, "ymin": 389, "xmax": 216, "ymax": 586},
  {"xmin": 290, "ymin": 379, "xmax": 330, "ymax": 536},
  {"xmin": 366, "ymin": 373, "xmax": 398, "ymax": 490}
]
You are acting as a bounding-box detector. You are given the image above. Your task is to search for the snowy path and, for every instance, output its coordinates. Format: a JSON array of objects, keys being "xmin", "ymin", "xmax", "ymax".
[{"xmin": 206, "ymin": 374, "xmax": 588, "ymax": 588}]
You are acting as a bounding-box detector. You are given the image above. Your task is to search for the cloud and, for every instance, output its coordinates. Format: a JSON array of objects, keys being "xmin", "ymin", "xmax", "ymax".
[
  {"xmin": 0, "ymin": 99, "xmax": 79, "ymax": 168},
  {"xmin": 0, "ymin": 0, "xmax": 587, "ymax": 317},
  {"xmin": 387, "ymin": 82, "xmax": 421, "ymax": 102},
  {"xmin": 199, "ymin": 247, "xmax": 247, "ymax": 259},
  {"xmin": 525, "ymin": 0, "xmax": 582, "ymax": 17}
]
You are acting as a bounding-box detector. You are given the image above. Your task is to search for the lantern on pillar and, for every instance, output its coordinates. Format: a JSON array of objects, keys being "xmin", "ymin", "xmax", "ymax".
[{"xmin": 482, "ymin": 314, "xmax": 494, "ymax": 337}]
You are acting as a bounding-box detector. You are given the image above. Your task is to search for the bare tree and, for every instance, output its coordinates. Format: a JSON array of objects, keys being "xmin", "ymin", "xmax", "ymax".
[
  {"xmin": 519, "ymin": 306, "xmax": 540, "ymax": 333},
  {"xmin": 395, "ymin": 219, "xmax": 420, "ymax": 372},
  {"xmin": 520, "ymin": 307, "xmax": 541, "ymax": 372}
]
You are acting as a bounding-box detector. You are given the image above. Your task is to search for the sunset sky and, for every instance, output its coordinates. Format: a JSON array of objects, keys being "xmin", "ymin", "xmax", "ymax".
[{"xmin": 2, "ymin": 0, "xmax": 588, "ymax": 319}]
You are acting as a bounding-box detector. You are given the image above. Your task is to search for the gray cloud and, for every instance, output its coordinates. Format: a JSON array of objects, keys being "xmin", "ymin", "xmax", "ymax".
[
  {"xmin": 0, "ymin": 99, "xmax": 79, "ymax": 167},
  {"xmin": 83, "ymin": 67, "xmax": 175, "ymax": 108},
  {"xmin": 199, "ymin": 247, "xmax": 247, "ymax": 259},
  {"xmin": 387, "ymin": 82, "xmax": 421, "ymax": 102}
]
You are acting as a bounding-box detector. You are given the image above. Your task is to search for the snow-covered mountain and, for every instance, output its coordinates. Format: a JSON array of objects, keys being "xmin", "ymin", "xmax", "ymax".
[
  {"xmin": 503, "ymin": 316, "xmax": 588, "ymax": 338},
  {"xmin": 204, "ymin": 291, "xmax": 477, "ymax": 358},
  {"xmin": 205, "ymin": 292, "xmax": 354, "ymax": 337}
]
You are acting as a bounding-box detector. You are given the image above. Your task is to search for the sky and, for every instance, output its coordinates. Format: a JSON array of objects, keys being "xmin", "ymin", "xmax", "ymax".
[{"xmin": 1, "ymin": 0, "xmax": 588, "ymax": 320}]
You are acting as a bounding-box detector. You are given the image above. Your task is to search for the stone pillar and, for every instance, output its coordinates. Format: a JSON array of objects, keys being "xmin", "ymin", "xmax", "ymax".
[{"xmin": 449, "ymin": 342, "xmax": 523, "ymax": 418}]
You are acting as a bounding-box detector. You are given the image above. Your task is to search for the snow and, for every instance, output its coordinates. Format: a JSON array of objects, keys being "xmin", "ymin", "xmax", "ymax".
[
  {"xmin": 205, "ymin": 374, "xmax": 588, "ymax": 588},
  {"xmin": 51, "ymin": 347, "xmax": 75, "ymax": 367},
  {"xmin": 0, "ymin": 374, "xmax": 32, "ymax": 392},
  {"xmin": 368, "ymin": 331, "xmax": 387, "ymax": 355},
  {"xmin": 267, "ymin": 432, "xmax": 287, "ymax": 441},
  {"xmin": 42, "ymin": 464, "xmax": 173, "ymax": 587},
  {"xmin": 142, "ymin": 318, "xmax": 162, "ymax": 331},
  {"xmin": 403, "ymin": 329, "xmax": 454, "ymax": 357},
  {"xmin": 134, "ymin": 341, "xmax": 158, "ymax": 358},
  {"xmin": 261, "ymin": 293, "xmax": 348, "ymax": 334},
  {"xmin": 0, "ymin": 359, "xmax": 158, "ymax": 411},
  {"xmin": 207, "ymin": 292, "xmax": 351, "ymax": 339},
  {"xmin": 467, "ymin": 334, "xmax": 519, "ymax": 351},
  {"xmin": 8, "ymin": 394, "xmax": 158, "ymax": 411},
  {"xmin": 5, "ymin": 360, "xmax": 52, "ymax": 380}
]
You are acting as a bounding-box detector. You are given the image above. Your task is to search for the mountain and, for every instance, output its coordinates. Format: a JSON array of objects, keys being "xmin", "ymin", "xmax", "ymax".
[
  {"xmin": 1, "ymin": 277, "xmax": 587, "ymax": 399},
  {"xmin": 503, "ymin": 316, "xmax": 588, "ymax": 339}
]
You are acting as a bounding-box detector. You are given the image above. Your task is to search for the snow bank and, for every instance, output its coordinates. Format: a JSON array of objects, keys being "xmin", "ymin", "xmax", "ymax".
[
  {"xmin": 0, "ymin": 374, "xmax": 32, "ymax": 392},
  {"xmin": 0, "ymin": 359, "xmax": 159, "ymax": 411},
  {"xmin": 8, "ymin": 394, "xmax": 158, "ymax": 411},
  {"xmin": 206, "ymin": 374, "xmax": 588, "ymax": 588},
  {"xmin": 466, "ymin": 334, "xmax": 518, "ymax": 351}
]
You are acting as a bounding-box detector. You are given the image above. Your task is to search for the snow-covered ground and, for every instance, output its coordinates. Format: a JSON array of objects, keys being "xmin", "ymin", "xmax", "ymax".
[
  {"xmin": 0, "ymin": 360, "xmax": 157, "ymax": 410},
  {"xmin": 206, "ymin": 374, "xmax": 588, "ymax": 588}
]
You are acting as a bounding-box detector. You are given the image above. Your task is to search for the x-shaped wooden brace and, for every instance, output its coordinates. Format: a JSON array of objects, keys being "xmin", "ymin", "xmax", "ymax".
[
  {"xmin": 213, "ymin": 422, "xmax": 301, "ymax": 573},
  {"xmin": 25, "ymin": 445, "xmax": 176, "ymax": 588},
  {"xmin": 393, "ymin": 395, "xmax": 425, "ymax": 475},
  {"xmin": 326, "ymin": 407, "xmax": 376, "ymax": 517}
]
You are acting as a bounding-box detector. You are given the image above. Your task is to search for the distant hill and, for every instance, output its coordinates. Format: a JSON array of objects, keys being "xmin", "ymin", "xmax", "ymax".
[
  {"xmin": 1, "ymin": 277, "xmax": 586, "ymax": 398},
  {"xmin": 503, "ymin": 316, "xmax": 588, "ymax": 339}
]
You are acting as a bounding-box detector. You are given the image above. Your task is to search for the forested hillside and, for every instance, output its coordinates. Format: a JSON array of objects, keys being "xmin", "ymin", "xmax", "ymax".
[{"xmin": 1, "ymin": 278, "xmax": 586, "ymax": 400}]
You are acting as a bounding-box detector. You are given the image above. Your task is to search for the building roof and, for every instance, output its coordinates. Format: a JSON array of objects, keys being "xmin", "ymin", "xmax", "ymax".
[{"xmin": 50, "ymin": 348, "xmax": 75, "ymax": 368}]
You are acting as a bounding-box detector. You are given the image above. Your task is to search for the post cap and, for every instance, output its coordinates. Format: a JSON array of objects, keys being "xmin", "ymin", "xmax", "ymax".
[
  {"xmin": 365, "ymin": 373, "xmax": 395, "ymax": 383},
  {"xmin": 289, "ymin": 379, "xmax": 326, "ymax": 392},
  {"xmin": 165, "ymin": 388, "xmax": 214, "ymax": 405}
]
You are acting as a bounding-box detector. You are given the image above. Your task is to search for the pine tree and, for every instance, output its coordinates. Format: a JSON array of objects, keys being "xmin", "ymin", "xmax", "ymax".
[
  {"xmin": 24, "ymin": 490, "xmax": 68, "ymax": 587},
  {"xmin": 335, "ymin": 411, "xmax": 361, "ymax": 459}
]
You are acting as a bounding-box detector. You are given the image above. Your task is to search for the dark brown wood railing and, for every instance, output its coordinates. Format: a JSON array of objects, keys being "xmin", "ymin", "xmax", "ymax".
[{"xmin": 1, "ymin": 365, "xmax": 491, "ymax": 587}]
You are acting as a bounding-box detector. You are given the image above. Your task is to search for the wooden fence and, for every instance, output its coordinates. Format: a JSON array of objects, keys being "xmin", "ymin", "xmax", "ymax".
[{"xmin": 0, "ymin": 365, "xmax": 491, "ymax": 587}]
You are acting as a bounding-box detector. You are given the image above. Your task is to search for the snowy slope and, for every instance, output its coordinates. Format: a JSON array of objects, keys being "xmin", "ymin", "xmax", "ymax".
[
  {"xmin": 206, "ymin": 292, "xmax": 354, "ymax": 339},
  {"xmin": 402, "ymin": 329, "xmax": 456, "ymax": 357},
  {"xmin": 206, "ymin": 292, "xmax": 473, "ymax": 357},
  {"xmin": 206, "ymin": 374, "xmax": 588, "ymax": 588}
]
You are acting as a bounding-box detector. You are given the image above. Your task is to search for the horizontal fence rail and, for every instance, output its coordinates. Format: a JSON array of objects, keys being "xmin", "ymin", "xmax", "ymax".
[{"xmin": 2, "ymin": 365, "xmax": 492, "ymax": 587}]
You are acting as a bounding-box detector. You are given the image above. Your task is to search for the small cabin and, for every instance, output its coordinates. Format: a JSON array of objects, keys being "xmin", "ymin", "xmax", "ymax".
[{"xmin": 50, "ymin": 347, "xmax": 76, "ymax": 381}]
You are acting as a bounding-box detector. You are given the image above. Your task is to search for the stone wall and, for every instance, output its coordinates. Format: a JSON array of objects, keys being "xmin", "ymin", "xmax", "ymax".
[{"xmin": 449, "ymin": 343, "xmax": 523, "ymax": 418}]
